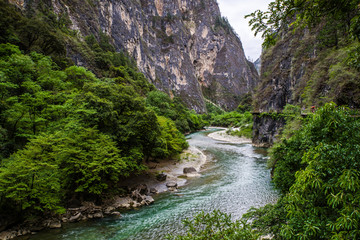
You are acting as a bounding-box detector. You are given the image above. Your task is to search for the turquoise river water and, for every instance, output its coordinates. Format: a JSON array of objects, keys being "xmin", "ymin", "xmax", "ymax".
[{"xmin": 27, "ymin": 128, "xmax": 278, "ymax": 240}]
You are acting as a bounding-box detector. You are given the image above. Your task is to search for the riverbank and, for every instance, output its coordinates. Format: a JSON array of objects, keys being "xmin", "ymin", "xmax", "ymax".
[
  {"xmin": 0, "ymin": 145, "xmax": 207, "ymax": 240},
  {"xmin": 207, "ymin": 128, "xmax": 252, "ymax": 144},
  {"xmin": 121, "ymin": 145, "xmax": 207, "ymax": 193}
]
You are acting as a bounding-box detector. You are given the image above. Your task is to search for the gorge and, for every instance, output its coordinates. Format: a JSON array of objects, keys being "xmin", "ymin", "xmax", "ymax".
[
  {"xmin": 1, "ymin": 0, "xmax": 360, "ymax": 239},
  {"xmin": 8, "ymin": 0, "xmax": 259, "ymax": 112}
]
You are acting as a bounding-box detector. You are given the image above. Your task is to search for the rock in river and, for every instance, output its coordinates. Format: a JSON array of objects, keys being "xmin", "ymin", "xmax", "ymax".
[
  {"xmin": 166, "ymin": 182, "xmax": 178, "ymax": 190},
  {"xmin": 183, "ymin": 167, "xmax": 197, "ymax": 174},
  {"xmin": 156, "ymin": 173, "xmax": 167, "ymax": 181}
]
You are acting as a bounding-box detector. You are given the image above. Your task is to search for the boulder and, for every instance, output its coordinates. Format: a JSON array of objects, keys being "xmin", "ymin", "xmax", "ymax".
[
  {"xmin": 49, "ymin": 221, "xmax": 61, "ymax": 229},
  {"xmin": 0, "ymin": 231, "xmax": 17, "ymax": 240},
  {"xmin": 104, "ymin": 206, "xmax": 115, "ymax": 215},
  {"xmin": 135, "ymin": 184, "xmax": 149, "ymax": 195},
  {"xmin": 130, "ymin": 189, "xmax": 144, "ymax": 202},
  {"xmin": 69, "ymin": 212, "xmax": 81, "ymax": 222},
  {"xmin": 112, "ymin": 196, "xmax": 133, "ymax": 209},
  {"xmin": 183, "ymin": 167, "xmax": 197, "ymax": 174},
  {"xmin": 43, "ymin": 219, "xmax": 61, "ymax": 229},
  {"xmin": 166, "ymin": 182, "xmax": 178, "ymax": 188},
  {"xmin": 111, "ymin": 211, "xmax": 121, "ymax": 217},
  {"xmin": 144, "ymin": 196, "xmax": 155, "ymax": 205},
  {"xmin": 93, "ymin": 212, "xmax": 104, "ymax": 218},
  {"xmin": 150, "ymin": 188, "xmax": 158, "ymax": 194},
  {"xmin": 156, "ymin": 173, "xmax": 167, "ymax": 181}
]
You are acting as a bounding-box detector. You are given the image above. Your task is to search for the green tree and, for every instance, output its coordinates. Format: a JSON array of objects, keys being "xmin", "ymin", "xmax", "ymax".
[
  {"xmin": 152, "ymin": 116, "xmax": 188, "ymax": 159},
  {"xmin": 167, "ymin": 210, "xmax": 258, "ymax": 240},
  {"xmin": 246, "ymin": 0, "xmax": 360, "ymax": 48},
  {"xmin": 0, "ymin": 134, "xmax": 63, "ymax": 213}
]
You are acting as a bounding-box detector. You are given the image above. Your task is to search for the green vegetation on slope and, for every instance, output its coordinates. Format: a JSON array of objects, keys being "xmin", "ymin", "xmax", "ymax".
[
  {"xmin": 204, "ymin": 102, "xmax": 253, "ymax": 138},
  {"xmin": 171, "ymin": 103, "xmax": 360, "ymax": 239},
  {"xmin": 146, "ymin": 90, "xmax": 206, "ymax": 134},
  {"xmin": 0, "ymin": 0, "xmax": 205, "ymax": 223},
  {"xmin": 167, "ymin": 210, "xmax": 258, "ymax": 240},
  {"xmin": 267, "ymin": 103, "xmax": 360, "ymax": 239},
  {"xmin": 0, "ymin": 43, "xmax": 190, "ymax": 217},
  {"xmin": 248, "ymin": 0, "xmax": 360, "ymax": 110}
]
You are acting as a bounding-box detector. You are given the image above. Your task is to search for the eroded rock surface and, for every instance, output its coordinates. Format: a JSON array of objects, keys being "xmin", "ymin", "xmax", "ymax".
[{"xmin": 14, "ymin": 0, "xmax": 259, "ymax": 112}]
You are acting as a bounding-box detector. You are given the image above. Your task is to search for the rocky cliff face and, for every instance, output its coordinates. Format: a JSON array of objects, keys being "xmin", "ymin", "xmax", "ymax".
[
  {"xmin": 17, "ymin": 0, "xmax": 258, "ymax": 112},
  {"xmin": 253, "ymin": 28, "xmax": 318, "ymax": 112},
  {"xmin": 252, "ymin": 21, "xmax": 360, "ymax": 147},
  {"xmin": 252, "ymin": 114, "xmax": 285, "ymax": 148},
  {"xmin": 253, "ymin": 26, "xmax": 360, "ymax": 113}
]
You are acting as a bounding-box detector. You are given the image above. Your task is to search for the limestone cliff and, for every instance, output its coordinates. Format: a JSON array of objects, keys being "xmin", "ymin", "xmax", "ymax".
[
  {"xmin": 253, "ymin": 26, "xmax": 360, "ymax": 113},
  {"xmin": 252, "ymin": 114, "xmax": 285, "ymax": 148},
  {"xmin": 15, "ymin": 0, "xmax": 258, "ymax": 112},
  {"xmin": 252, "ymin": 23, "xmax": 360, "ymax": 147}
]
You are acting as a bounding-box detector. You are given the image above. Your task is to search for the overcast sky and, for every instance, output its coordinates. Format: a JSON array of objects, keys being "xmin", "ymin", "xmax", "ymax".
[{"xmin": 217, "ymin": 0, "xmax": 272, "ymax": 62}]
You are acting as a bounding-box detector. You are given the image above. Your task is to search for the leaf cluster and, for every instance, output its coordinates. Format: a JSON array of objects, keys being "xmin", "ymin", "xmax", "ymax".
[
  {"xmin": 0, "ymin": 43, "xmax": 189, "ymax": 218},
  {"xmin": 267, "ymin": 103, "xmax": 360, "ymax": 238},
  {"xmin": 246, "ymin": 0, "xmax": 360, "ymax": 48},
  {"xmin": 167, "ymin": 210, "xmax": 259, "ymax": 240},
  {"xmin": 146, "ymin": 90, "xmax": 207, "ymax": 134}
]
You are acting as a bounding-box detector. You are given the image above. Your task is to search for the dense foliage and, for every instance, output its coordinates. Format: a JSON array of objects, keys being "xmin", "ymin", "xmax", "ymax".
[
  {"xmin": 0, "ymin": 0, "xmax": 207, "ymax": 221},
  {"xmin": 0, "ymin": 41, "xmax": 192, "ymax": 217},
  {"xmin": 204, "ymin": 103, "xmax": 253, "ymax": 138},
  {"xmin": 270, "ymin": 103, "xmax": 360, "ymax": 239},
  {"xmin": 167, "ymin": 210, "xmax": 258, "ymax": 240},
  {"xmin": 246, "ymin": 0, "xmax": 360, "ymax": 48},
  {"xmin": 172, "ymin": 103, "xmax": 360, "ymax": 239},
  {"xmin": 146, "ymin": 90, "xmax": 206, "ymax": 134}
]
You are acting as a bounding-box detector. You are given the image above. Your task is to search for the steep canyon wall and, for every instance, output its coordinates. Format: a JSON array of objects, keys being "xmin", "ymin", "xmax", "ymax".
[{"xmin": 14, "ymin": 0, "xmax": 259, "ymax": 112}]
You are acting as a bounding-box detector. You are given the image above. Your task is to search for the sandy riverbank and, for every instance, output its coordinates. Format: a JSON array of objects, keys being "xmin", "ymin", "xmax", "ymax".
[{"xmin": 207, "ymin": 128, "xmax": 252, "ymax": 144}]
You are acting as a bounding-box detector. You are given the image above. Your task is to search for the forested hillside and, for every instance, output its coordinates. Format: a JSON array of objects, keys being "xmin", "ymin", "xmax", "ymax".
[{"xmin": 0, "ymin": 0, "xmax": 206, "ymax": 230}]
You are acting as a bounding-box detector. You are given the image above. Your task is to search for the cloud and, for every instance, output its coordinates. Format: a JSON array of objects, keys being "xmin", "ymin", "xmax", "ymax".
[{"xmin": 217, "ymin": 0, "xmax": 272, "ymax": 61}]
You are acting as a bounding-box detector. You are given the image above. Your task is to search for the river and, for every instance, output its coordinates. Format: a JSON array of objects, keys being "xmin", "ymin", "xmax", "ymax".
[{"xmin": 28, "ymin": 128, "xmax": 278, "ymax": 240}]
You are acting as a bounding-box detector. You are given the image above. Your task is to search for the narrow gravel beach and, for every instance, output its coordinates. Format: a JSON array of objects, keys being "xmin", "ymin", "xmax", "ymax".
[{"xmin": 207, "ymin": 128, "xmax": 252, "ymax": 144}]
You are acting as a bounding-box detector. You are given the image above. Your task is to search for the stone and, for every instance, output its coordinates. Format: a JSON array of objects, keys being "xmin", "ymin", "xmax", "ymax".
[
  {"xmin": 104, "ymin": 206, "xmax": 115, "ymax": 215},
  {"xmin": 69, "ymin": 212, "xmax": 81, "ymax": 222},
  {"xmin": 122, "ymin": 203, "xmax": 131, "ymax": 209},
  {"xmin": 49, "ymin": 221, "xmax": 62, "ymax": 229},
  {"xmin": 135, "ymin": 184, "xmax": 149, "ymax": 195},
  {"xmin": 132, "ymin": 201, "xmax": 141, "ymax": 208},
  {"xmin": 156, "ymin": 173, "xmax": 167, "ymax": 181},
  {"xmin": 93, "ymin": 212, "xmax": 104, "ymax": 218},
  {"xmin": 144, "ymin": 196, "xmax": 155, "ymax": 205},
  {"xmin": 0, "ymin": 231, "xmax": 17, "ymax": 240},
  {"xmin": 131, "ymin": 189, "xmax": 144, "ymax": 202},
  {"xmin": 150, "ymin": 187, "xmax": 158, "ymax": 194},
  {"xmin": 166, "ymin": 181, "xmax": 178, "ymax": 188},
  {"xmin": 111, "ymin": 211, "xmax": 121, "ymax": 217},
  {"xmin": 183, "ymin": 167, "xmax": 197, "ymax": 174}
]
